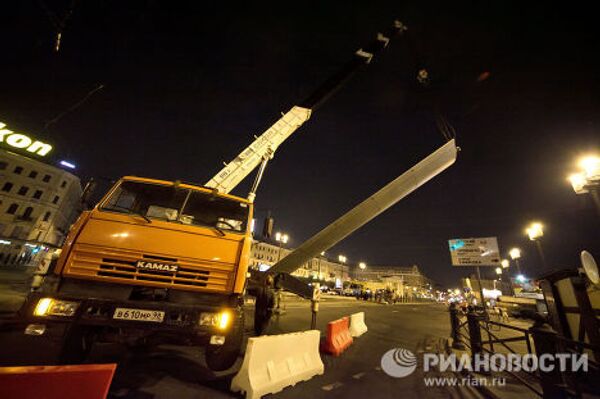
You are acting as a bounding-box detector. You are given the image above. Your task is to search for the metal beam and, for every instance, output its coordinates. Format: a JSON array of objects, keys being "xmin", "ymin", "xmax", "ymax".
[{"xmin": 269, "ymin": 139, "xmax": 458, "ymax": 275}]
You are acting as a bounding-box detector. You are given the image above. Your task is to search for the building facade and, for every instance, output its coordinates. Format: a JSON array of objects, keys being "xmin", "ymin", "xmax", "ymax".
[
  {"xmin": 353, "ymin": 264, "xmax": 432, "ymax": 296},
  {"xmin": 0, "ymin": 149, "xmax": 82, "ymax": 266},
  {"xmin": 249, "ymin": 239, "xmax": 350, "ymax": 283},
  {"xmin": 354, "ymin": 265, "xmax": 429, "ymax": 286}
]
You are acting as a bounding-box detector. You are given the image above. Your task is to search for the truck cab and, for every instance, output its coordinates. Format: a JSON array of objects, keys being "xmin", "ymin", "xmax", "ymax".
[{"xmin": 20, "ymin": 176, "xmax": 253, "ymax": 370}]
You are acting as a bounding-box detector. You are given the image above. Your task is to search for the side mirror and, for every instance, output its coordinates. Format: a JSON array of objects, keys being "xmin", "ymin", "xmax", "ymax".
[{"xmin": 81, "ymin": 178, "xmax": 97, "ymax": 208}]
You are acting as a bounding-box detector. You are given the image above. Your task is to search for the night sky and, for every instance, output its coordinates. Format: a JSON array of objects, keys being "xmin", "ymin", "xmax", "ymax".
[{"xmin": 1, "ymin": 1, "xmax": 599, "ymax": 287}]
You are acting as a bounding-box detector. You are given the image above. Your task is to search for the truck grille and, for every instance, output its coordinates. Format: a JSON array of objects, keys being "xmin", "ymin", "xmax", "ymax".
[{"xmin": 64, "ymin": 244, "xmax": 235, "ymax": 292}]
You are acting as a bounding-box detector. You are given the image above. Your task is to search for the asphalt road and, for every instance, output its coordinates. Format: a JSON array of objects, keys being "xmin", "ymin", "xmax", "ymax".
[{"xmin": 0, "ymin": 269, "xmax": 461, "ymax": 399}]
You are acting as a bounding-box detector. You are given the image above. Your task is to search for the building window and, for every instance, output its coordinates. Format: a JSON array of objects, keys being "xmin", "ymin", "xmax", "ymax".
[
  {"xmin": 42, "ymin": 174, "xmax": 52, "ymax": 183},
  {"xmin": 33, "ymin": 190, "xmax": 43, "ymax": 199},
  {"xmin": 43, "ymin": 211, "xmax": 51, "ymax": 221},
  {"xmin": 52, "ymin": 195, "xmax": 60, "ymax": 204},
  {"xmin": 1, "ymin": 182, "xmax": 13, "ymax": 192},
  {"xmin": 17, "ymin": 186, "xmax": 29, "ymax": 196},
  {"xmin": 22, "ymin": 206, "xmax": 33, "ymax": 219},
  {"xmin": 28, "ymin": 171, "xmax": 38, "ymax": 179},
  {"xmin": 61, "ymin": 181, "xmax": 67, "ymax": 188},
  {"xmin": 0, "ymin": 161, "xmax": 7, "ymax": 170},
  {"xmin": 6, "ymin": 203, "xmax": 18, "ymax": 214},
  {"xmin": 13, "ymin": 166, "xmax": 23, "ymax": 174}
]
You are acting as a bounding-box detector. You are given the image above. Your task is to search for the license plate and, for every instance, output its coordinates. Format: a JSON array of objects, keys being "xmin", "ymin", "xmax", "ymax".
[{"xmin": 113, "ymin": 307, "xmax": 165, "ymax": 323}]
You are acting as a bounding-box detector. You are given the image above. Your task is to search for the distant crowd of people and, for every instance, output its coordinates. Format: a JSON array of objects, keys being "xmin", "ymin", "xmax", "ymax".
[{"xmin": 354, "ymin": 288, "xmax": 418, "ymax": 304}]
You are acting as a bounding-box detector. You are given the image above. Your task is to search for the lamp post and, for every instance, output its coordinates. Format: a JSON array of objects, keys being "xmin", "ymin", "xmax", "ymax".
[
  {"xmin": 568, "ymin": 154, "xmax": 600, "ymax": 217},
  {"xmin": 273, "ymin": 232, "xmax": 289, "ymax": 315},
  {"xmin": 501, "ymin": 258, "xmax": 515, "ymax": 296},
  {"xmin": 275, "ymin": 232, "xmax": 289, "ymax": 262},
  {"xmin": 318, "ymin": 251, "xmax": 325, "ymax": 281},
  {"xmin": 526, "ymin": 222, "xmax": 547, "ymax": 269},
  {"xmin": 508, "ymin": 247, "xmax": 522, "ymax": 274},
  {"xmin": 358, "ymin": 261, "xmax": 366, "ymax": 280},
  {"xmin": 338, "ymin": 255, "xmax": 347, "ymax": 282},
  {"xmin": 494, "ymin": 267, "xmax": 502, "ymax": 290}
]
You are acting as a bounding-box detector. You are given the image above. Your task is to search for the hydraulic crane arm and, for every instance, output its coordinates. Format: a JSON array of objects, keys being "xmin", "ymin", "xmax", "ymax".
[
  {"xmin": 204, "ymin": 20, "xmax": 408, "ymax": 196},
  {"xmin": 204, "ymin": 106, "xmax": 311, "ymax": 195},
  {"xmin": 249, "ymin": 139, "xmax": 458, "ymax": 334},
  {"xmin": 268, "ymin": 139, "xmax": 458, "ymax": 276}
]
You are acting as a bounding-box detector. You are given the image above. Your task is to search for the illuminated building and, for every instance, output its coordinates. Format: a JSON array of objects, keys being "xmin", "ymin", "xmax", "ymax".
[{"xmin": 0, "ymin": 148, "xmax": 82, "ymax": 266}]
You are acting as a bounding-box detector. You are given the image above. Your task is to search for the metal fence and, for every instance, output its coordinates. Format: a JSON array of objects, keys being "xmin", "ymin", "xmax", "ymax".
[{"xmin": 449, "ymin": 304, "xmax": 600, "ymax": 398}]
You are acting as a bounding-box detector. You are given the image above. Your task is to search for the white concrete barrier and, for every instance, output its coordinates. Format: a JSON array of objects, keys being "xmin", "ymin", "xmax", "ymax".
[
  {"xmin": 349, "ymin": 311, "xmax": 368, "ymax": 337},
  {"xmin": 230, "ymin": 330, "xmax": 324, "ymax": 399}
]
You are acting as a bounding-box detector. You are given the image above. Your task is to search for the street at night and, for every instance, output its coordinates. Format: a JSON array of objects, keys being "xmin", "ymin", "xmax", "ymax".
[
  {"xmin": 1, "ymin": 2, "xmax": 600, "ymax": 398},
  {"xmin": 0, "ymin": 292, "xmax": 454, "ymax": 399}
]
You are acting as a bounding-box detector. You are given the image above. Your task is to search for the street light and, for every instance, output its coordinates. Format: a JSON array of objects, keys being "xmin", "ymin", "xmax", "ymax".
[
  {"xmin": 509, "ymin": 247, "xmax": 521, "ymax": 260},
  {"xmin": 580, "ymin": 155, "xmax": 600, "ymax": 177},
  {"xmin": 568, "ymin": 154, "xmax": 600, "ymax": 217},
  {"xmin": 525, "ymin": 222, "xmax": 547, "ymax": 269},
  {"xmin": 526, "ymin": 222, "xmax": 543, "ymax": 241},
  {"xmin": 495, "ymin": 267, "xmax": 502, "ymax": 275},
  {"xmin": 275, "ymin": 232, "xmax": 289, "ymax": 261},
  {"xmin": 509, "ymin": 247, "xmax": 522, "ymax": 274},
  {"xmin": 275, "ymin": 232, "xmax": 289, "ymax": 244},
  {"xmin": 501, "ymin": 259, "xmax": 509, "ymax": 269},
  {"xmin": 358, "ymin": 262, "xmax": 367, "ymax": 270}
]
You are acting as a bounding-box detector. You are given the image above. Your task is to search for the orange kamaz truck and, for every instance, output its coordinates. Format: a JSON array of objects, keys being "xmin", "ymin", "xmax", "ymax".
[{"xmin": 21, "ymin": 176, "xmax": 253, "ymax": 370}]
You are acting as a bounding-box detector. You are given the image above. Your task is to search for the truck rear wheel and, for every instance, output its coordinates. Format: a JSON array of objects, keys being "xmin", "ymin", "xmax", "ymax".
[{"xmin": 205, "ymin": 314, "xmax": 244, "ymax": 371}]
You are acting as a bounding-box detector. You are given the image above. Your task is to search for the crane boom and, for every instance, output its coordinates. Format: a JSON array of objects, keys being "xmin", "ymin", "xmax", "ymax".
[
  {"xmin": 204, "ymin": 106, "xmax": 311, "ymax": 193},
  {"xmin": 268, "ymin": 139, "xmax": 458, "ymax": 276},
  {"xmin": 205, "ymin": 20, "xmax": 408, "ymax": 195}
]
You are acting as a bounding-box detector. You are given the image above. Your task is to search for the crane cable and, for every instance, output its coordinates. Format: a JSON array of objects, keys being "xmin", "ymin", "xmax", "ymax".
[
  {"xmin": 435, "ymin": 110, "xmax": 457, "ymax": 142},
  {"xmin": 402, "ymin": 24, "xmax": 457, "ymax": 143}
]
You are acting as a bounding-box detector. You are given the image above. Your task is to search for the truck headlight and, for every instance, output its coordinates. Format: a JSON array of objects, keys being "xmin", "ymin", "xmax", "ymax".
[
  {"xmin": 199, "ymin": 310, "xmax": 232, "ymax": 330},
  {"xmin": 218, "ymin": 311, "xmax": 231, "ymax": 330},
  {"xmin": 199, "ymin": 312, "xmax": 219, "ymax": 326},
  {"xmin": 33, "ymin": 298, "xmax": 79, "ymax": 317}
]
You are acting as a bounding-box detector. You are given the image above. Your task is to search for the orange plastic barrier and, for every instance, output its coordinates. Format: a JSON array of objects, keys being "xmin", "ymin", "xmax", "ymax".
[
  {"xmin": 0, "ymin": 363, "xmax": 117, "ymax": 399},
  {"xmin": 320, "ymin": 317, "xmax": 353, "ymax": 356}
]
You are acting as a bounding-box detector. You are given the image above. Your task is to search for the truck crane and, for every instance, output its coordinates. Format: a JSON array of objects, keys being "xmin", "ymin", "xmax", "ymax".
[{"xmin": 18, "ymin": 20, "xmax": 457, "ymax": 373}]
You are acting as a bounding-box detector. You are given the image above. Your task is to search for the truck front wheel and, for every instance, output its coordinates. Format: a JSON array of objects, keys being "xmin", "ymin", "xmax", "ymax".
[
  {"xmin": 205, "ymin": 323, "xmax": 244, "ymax": 371},
  {"xmin": 58, "ymin": 325, "xmax": 96, "ymax": 364}
]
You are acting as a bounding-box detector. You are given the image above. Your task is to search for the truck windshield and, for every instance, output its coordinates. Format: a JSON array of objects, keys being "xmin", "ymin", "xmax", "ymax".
[{"xmin": 101, "ymin": 181, "xmax": 249, "ymax": 232}]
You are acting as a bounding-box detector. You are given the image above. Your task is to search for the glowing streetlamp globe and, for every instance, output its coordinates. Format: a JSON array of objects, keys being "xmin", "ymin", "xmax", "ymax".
[
  {"xmin": 509, "ymin": 247, "xmax": 521, "ymax": 260},
  {"xmin": 275, "ymin": 232, "xmax": 289, "ymax": 244},
  {"xmin": 526, "ymin": 222, "xmax": 544, "ymax": 241}
]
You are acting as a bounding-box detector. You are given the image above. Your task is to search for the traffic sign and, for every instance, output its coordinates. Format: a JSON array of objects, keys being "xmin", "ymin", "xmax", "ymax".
[{"xmin": 448, "ymin": 237, "xmax": 501, "ymax": 266}]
